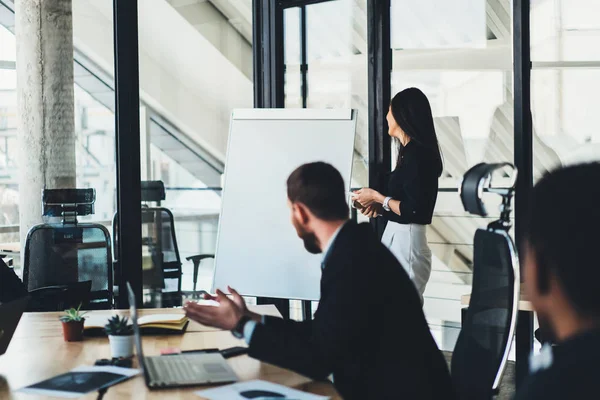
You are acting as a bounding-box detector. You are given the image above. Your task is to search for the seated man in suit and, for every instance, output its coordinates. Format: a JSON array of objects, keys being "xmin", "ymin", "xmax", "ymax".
[
  {"xmin": 515, "ymin": 163, "xmax": 600, "ymax": 400},
  {"xmin": 185, "ymin": 162, "xmax": 454, "ymax": 399},
  {"xmin": 0, "ymin": 257, "xmax": 27, "ymax": 304}
]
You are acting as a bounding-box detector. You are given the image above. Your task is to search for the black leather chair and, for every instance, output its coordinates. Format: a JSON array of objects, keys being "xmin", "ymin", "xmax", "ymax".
[
  {"xmin": 451, "ymin": 163, "xmax": 520, "ymax": 399},
  {"xmin": 23, "ymin": 189, "xmax": 113, "ymax": 310}
]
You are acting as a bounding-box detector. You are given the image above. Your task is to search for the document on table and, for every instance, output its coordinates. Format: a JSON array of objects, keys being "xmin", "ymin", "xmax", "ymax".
[
  {"xmin": 18, "ymin": 365, "xmax": 140, "ymax": 398},
  {"xmin": 196, "ymin": 380, "xmax": 329, "ymax": 400}
]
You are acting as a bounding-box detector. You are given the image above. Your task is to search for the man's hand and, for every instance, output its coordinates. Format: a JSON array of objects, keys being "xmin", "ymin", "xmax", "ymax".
[
  {"xmin": 184, "ymin": 288, "xmax": 245, "ymax": 331},
  {"xmin": 203, "ymin": 286, "xmax": 248, "ymax": 313}
]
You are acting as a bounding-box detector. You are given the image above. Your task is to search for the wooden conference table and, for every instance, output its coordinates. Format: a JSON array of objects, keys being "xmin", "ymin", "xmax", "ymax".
[{"xmin": 0, "ymin": 305, "xmax": 340, "ymax": 399}]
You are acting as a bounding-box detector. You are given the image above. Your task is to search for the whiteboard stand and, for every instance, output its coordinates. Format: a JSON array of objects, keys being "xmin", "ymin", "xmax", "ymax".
[{"xmin": 213, "ymin": 108, "xmax": 357, "ymax": 317}]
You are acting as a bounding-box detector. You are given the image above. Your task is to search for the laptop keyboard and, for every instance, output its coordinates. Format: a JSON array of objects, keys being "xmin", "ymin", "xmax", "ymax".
[{"xmin": 146, "ymin": 355, "xmax": 209, "ymax": 386}]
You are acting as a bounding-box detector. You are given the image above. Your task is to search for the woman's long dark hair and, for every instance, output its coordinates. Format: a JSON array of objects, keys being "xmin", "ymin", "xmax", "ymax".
[{"xmin": 390, "ymin": 87, "xmax": 443, "ymax": 177}]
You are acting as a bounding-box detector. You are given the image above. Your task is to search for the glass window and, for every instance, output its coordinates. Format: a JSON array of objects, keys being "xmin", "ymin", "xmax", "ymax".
[
  {"xmin": 305, "ymin": 0, "xmax": 369, "ymax": 192},
  {"xmin": 284, "ymin": 0, "xmax": 368, "ymax": 218},
  {"xmin": 3, "ymin": 2, "xmax": 117, "ymax": 273},
  {"xmin": 283, "ymin": 0, "xmax": 368, "ymax": 317},
  {"xmin": 284, "ymin": 7, "xmax": 302, "ymax": 108},
  {"xmin": 74, "ymin": 86, "xmax": 116, "ymax": 223},
  {"xmin": 391, "ymin": 0, "xmax": 514, "ymax": 350},
  {"xmin": 137, "ymin": 0, "xmax": 249, "ymax": 306},
  {"xmin": 531, "ymin": 0, "xmax": 600, "ymax": 182},
  {"xmin": 0, "ymin": 31, "xmax": 17, "ymax": 235}
]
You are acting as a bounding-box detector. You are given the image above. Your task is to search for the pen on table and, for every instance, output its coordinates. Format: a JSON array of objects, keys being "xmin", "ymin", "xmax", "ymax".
[
  {"xmin": 163, "ymin": 348, "xmax": 220, "ymax": 356},
  {"xmin": 182, "ymin": 348, "xmax": 220, "ymax": 354}
]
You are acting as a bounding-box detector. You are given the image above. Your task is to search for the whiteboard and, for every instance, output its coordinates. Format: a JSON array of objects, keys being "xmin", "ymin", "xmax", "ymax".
[{"xmin": 212, "ymin": 109, "xmax": 357, "ymax": 300}]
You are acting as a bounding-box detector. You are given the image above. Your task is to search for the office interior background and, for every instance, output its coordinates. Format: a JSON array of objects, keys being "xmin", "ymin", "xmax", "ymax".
[{"xmin": 1, "ymin": 0, "xmax": 599, "ymax": 361}]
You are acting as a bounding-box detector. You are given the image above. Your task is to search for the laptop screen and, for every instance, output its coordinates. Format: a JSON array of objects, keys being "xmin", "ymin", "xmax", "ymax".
[{"xmin": 126, "ymin": 283, "xmax": 145, "ymax": 371}]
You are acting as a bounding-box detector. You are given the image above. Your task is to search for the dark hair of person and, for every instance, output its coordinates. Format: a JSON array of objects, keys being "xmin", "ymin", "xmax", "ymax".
[
  {"xmin": 287, "ymin": 162, "xmax": 349, "ymax": 221},
  {"xmin": 526, "ymin": 162, "xmax": 600, "ymax": 316},
  {"xmin": 390, "ymin": 87, "xmax": 443, "ymax": 177}
]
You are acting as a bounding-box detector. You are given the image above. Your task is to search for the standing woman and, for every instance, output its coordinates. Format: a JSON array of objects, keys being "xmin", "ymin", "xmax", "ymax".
[{"xmin": 352, "ymin": 87, "xmax": 442, "ymax": 303}]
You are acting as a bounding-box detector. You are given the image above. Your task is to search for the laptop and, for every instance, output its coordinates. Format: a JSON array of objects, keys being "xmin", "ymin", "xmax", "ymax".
[
  {"xmin": 126, "ymin": 283, "xmax": 238, "ymax": 389},
  {"xmin": 0, "ymin": 296, "xmax": 29, "ymax": 356}
]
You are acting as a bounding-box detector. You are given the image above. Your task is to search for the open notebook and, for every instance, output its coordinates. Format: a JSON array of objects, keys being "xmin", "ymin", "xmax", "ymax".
[{"xmin": 84, "ymin": 314, "xmax": 189, "ymax": 336}]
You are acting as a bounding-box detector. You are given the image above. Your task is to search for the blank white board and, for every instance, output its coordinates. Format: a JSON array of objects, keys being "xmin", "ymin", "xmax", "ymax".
[{"xmin": 212, "ymin": 109, "xmax": 357, "ymax": 300}]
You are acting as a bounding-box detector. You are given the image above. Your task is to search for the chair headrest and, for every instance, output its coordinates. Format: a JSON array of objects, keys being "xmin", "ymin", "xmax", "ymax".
[
  {"xmin": 460, "ymin": 163, "xmax": 517, "ymax": 217},
  {"xmin": 141, "ymin": 181, "xmax": 166, "ymax": 202},
  {"xmin": 42, "ymin": 189, "xmax": 96, "ymax": 217}
]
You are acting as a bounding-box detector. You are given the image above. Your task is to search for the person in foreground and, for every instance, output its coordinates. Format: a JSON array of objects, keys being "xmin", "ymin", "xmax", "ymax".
[
  {"xmin": 0, "ymin": 257, "xmax": 27, "ymax": 304},
  {"xmin": 184, "ymin": 162, "xmax": 454, "ymax": 399},
  {"xmin": 514, "ymin": 163, "xmax": 600, "ymax": 400}
]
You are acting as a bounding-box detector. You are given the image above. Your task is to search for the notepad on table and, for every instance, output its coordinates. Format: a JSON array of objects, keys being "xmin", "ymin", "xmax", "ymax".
[
  {"xmin": 18, "ymin": 365, "xmax": 140, "ymax": 398},
  {"xmin": 84, "ymin": 313, "xmax": 189, "ymax": 336}
]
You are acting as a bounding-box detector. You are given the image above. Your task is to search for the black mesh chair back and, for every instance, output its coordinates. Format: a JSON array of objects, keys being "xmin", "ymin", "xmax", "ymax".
[
  {"xmin": 23, "ymin": 189, "xmax": 113, "ymax": 310},
  {"xmin": 141, "ymin": 207, "xmax": 182, "ymax": 303},
  {"xmin": 452, "ymin": 163, "xmax": 519, "ymax": 399},
  {"xmin": 452, "ymin": 229, "xmax": 519, "ymax": 399},
  {"xmin": 113, "ymin": 207, "xmax": 183, "ymax": 306},
  {"xmin": 112, "ymin": 181, "xmax": 213, "ymax": 307},
  {"xmin": 27, "ymin": 281, "xmax": 92, "ymax": 312}
]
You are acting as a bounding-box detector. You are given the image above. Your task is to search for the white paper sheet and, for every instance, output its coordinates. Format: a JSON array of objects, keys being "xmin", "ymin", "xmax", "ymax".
[
  {"xmin": 71, "ymin": 365, "xmax": 140, "ymax": 377},
  {"xmin": 17, "ymin": 365, "xmax": 140, "ymax": 398},
  {"xmin": 196, "ymin": 380, "xmax": 330, "ymax": 400}
]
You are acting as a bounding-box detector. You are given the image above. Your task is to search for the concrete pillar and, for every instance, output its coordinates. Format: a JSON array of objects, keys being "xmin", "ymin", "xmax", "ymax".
[{"xmin": 16, "ymin": 0, "xmax": 76, "ymax": 252}]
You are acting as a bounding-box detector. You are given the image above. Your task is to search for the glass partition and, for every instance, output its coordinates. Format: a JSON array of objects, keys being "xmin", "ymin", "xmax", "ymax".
[
  {"xmin": 531, "ymin": 0, "xmax": 600, "ymax": 180},
  {"xmin": 391, "ymin": 0, "xmax": 514, "ymax": 351},
  {"xmin": 1, "ymin": 2, "xmax": 117, "ymax": 274},
  {"xmin": 136, "ymin": 0, "xmax": 248, "ymax": 307}
]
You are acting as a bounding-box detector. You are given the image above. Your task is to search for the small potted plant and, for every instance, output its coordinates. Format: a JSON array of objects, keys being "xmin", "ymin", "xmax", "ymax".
[
  {"xmin": 104, "ymin": 315, "xmax": 134, "ymax": 358},
  {"xmin": 59, "ymin": 304, "xmax": 87, "ymax": 342}
]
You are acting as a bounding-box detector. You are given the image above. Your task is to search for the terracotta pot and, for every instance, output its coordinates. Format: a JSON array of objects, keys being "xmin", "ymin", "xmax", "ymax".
[{"xmin": 62, "ymin": 320, "xmax": 85, "ymax": 342}]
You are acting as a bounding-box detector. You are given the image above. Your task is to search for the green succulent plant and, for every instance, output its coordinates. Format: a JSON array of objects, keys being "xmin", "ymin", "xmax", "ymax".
[
  {"xmin": 104, "ymin": 315, "xmax": 133, "ymax": 336},
  {"xmin": 59, "ymin": 303, "xmax": 87, "ymax": 323}
]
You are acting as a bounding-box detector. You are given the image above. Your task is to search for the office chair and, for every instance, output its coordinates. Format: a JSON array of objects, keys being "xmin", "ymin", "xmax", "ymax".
[
  {"xmin": 451, "ymin": 163, "xmax": 520, "ymax": 399},
  {"xmin": 186, "ymin": 255, "xmax": 213, "ymax": 299},
  {"xmin": 23, "ymin": 189, "xmax": 113, "ymax": 310},
  {"xmin": 27, "ymin": 281, "xmax": 92, "ymax": 312},
  {"xmin": 113, "ymin": 181, "xmax": 214, "ymax": 307}
]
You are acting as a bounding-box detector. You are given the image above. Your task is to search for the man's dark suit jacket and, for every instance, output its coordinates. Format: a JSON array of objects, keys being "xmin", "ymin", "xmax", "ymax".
[{"xmin": 248, "ymin": 222, "xmax": 455, "ymax": 399}]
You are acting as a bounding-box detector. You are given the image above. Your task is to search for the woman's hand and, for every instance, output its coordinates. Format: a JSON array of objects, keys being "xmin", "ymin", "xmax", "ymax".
[
  {"xmin": 360, "ymin": 204, "xmax": 382, "ymax": 218},
  {"xmin": 352, "ymin": 188, "xmax": 384, "ymax": 208}
]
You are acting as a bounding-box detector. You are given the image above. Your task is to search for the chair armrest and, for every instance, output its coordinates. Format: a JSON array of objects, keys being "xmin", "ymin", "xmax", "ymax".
[
  {"xmin": 186, "ymin": 255, "xmax": 215, "ymax": 293},
  {"xmin": 29, "ymin": 285, "xmax": 69, "ymax": 294},
  {"xmin": 185, "ymin": 254, "xmax": 215, "ymax": 264}
]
